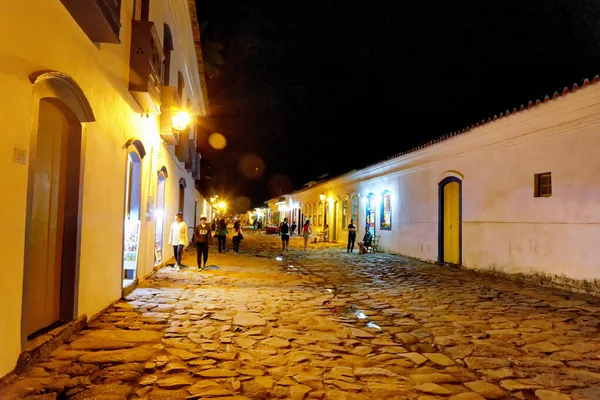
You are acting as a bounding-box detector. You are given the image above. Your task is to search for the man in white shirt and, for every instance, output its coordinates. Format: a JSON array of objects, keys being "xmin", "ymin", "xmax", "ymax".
[{"xmin": 168, "ymin": 212, "xmax": 188, "ymax": 271}]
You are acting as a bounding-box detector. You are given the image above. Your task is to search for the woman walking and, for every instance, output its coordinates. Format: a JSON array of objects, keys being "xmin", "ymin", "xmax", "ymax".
[
  {"xmin": 216, "ymin": 218, "xmax": 228, "ymax": 253},
  {"xmin": 231, "ymin": 219, "xmax": 243, "ymax": 255},
  {"xmin": 302, "ymin": 219, "xmax": 312, "ymax": 250}
]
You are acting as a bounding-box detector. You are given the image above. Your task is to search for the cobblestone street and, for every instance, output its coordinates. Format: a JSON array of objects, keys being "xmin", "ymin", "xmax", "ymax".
[{"xmin": 2, "ymin": 233, "xmax": 600, "ymax": 400}]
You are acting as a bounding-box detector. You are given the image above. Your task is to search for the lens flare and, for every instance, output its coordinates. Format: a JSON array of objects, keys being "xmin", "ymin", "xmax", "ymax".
[{"xmin": 208, "ymin": 133, "xmax": 227, "ymax": 150}]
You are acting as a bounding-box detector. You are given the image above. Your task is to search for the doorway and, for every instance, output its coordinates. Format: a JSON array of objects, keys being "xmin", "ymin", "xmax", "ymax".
[
  {"xmin": 438, "ymin": 177, "xmax": 462, "ymax": 265},
  {"xmin": 123, "ymin": 151, "xmax": 142, "ymax": 286},
  {"xmin": 154, "ymin": 171, "xmax": 167, "ymax": 266},
  {"xmin": 24, "ymin": 98, "xmax": 82, "ymax": 337},
  {"xmin": 332, "ymin": 200, "xmax": 339, "ymax": 241}
]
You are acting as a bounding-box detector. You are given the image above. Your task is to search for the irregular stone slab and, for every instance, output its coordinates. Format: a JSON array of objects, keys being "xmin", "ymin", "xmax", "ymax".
[
  {"xmin": 394, "ymin": 333, "xmax": 420, "ymax": 345},
  {"xmin": 512, "ymin": 357, "xmax": 564, "ymax": 368},
  {"xmin": 464, "ymin": 357, "xmax": 511, "ymax": 370},
  {"xmin": 354, "ymin": 367, "xmax": 398, "ymax": 377},
  {"xmin": 261, "ymin": 337, "xmax": 291, "ymax": 348},
  {"xmin": 409, "ymin": 373, "xmax": 457, "ymax": 384},
  {"xmin": 479, "ymin": 367, "xmax": 516, "ymax": 380},
  {"xmin": 399, "ymin": 352, "xmax": 428, "ymax": 365},
  {"xmin": 350, "ymin": 328, "xmax": 375, "ymax": 338},
  {"xmin": 523, "ymin": 342, "xmax": 562, "ymax": 353},
  {"xmin": 255, "ymin": 376, "xmax": 275, "ymax": 389},
  {"xmin": 196, "ymin": 368, "xmax": 238, "ymax": 377},
  {"xmin": 78, "ymin": 347, "xmax": 154, "ymax": 363},
  {"xmin": 534, "ymin": 389, "xmax": 571, "ymax": 400},
  {"xmin": 236, "ymin": 337, "xmax": 257, "ymax": 349},
  {"xmin": 188, "ymin": 380, "xmax": 224, "ymax": 396},
  {"xmin": 139, "ymin": 375, "xmax": 158, "ymax": 385},
  {"xmin": 416, "ymin": 383, "xmax": 453, "ymax": 395},
  {"xmin": 500, "ymin": 379, "xmax": 543, "ymax": 391},
  {"xmin": 233, "ymin": 313, "xmax": 267, "ymax": 327},
  {"xmin": 211, "ymin": 313, "xmax": 232, "ymax": 321},
  {"xmin": 239, "ymin": 368, "xmax": 264, "ymax": 376},
  {"xmin": 204, "ymin": 351, "xmax": 237, "ymax": 361},
  {"xmin": 81, "ymin": 329, "xmax": 162, "ymax": 342},
  {"xmin": 262, "ymin": 354, "xmax": 288, "ymax": 367},
  {"xmin": 165, "ymin": 348, "xmax": 200, "ymax": 360},
  {"xmin": 423, "ymin": 353, "xmax": 455, "ymax": 366},
  {"xmin": 290, "ymin": 384, "xmax": 312, "ymax": 399},
  {"xmin": 331, "ymin": 380, "xmax": 363, "ymax": 390},
  {"xmin": 163, "ymin": 362, "xmax": 188, "ymax": 373},
  {"xmin": 449, "ymin": 393, "xmax": 486, "ymax": 400},
  {"xmin": 156, "ymin": 375, "xmax": 194, "ymax": 389},
  {"xmin": 288, "ymin": 351, "xmax": 313, "ymax": 363},
  {"xmin": 464, "ymin": 381, "xmax": 505, "ymax": 399}
]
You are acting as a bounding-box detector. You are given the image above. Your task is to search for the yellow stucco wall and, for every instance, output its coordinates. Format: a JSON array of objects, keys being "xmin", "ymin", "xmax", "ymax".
[{"xmin": 0, "ymin": 0, "xmax": 205, "ymax": 377}]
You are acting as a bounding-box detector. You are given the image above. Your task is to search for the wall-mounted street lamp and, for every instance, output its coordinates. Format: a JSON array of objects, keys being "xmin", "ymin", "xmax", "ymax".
[
  {"xmin": 172, "ymin": 110, "xmax": 191, "ymax": 133},
  {"xmin": 319, "ymin": 193, "xmax": 326, "ymax": 201}
]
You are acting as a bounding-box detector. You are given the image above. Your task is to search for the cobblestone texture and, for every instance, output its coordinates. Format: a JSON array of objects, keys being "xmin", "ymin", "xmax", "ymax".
[{"xmin": 2, "ymin": 233, "xmax": 600, "ymax": 399}]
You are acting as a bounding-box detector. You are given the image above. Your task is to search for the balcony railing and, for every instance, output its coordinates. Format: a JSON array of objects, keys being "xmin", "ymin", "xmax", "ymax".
[
  {"xmin": 129, "ymin": 20, "xmax": 164, "ymax": 114},
  {"xmin": 61, "ymin": 0, "xmax": 121, "ymax": 43}
]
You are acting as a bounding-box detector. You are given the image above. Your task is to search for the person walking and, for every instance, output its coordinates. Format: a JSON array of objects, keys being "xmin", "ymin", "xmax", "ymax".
[
  {"xmin": 193, "ymin": 216, "xmax": 212, "ymax": 270},
  {"xmin": 302, "ymin": 219, "xmax": 312, "ymax": 250},
  {"xmin": 280, "ymin": 217, "xmax": 290, "ymax": 250},
  {"xmin": 290, "ymin": 221, "xmax": 297, "ymax": 236},
  {"xmin": 347, "ymin": 219, "xmax": 357, "ymax": 253},
  {"xmin": 216, "ymin": 218, "xmax": 228, "ymax": 253},
  {"xmin": 168, "ymin": 212, "xmax": 188, "ymax": 271},
  {"xmin": 231, "ymin": 219, "xmax": 243, "ymax": 255}
]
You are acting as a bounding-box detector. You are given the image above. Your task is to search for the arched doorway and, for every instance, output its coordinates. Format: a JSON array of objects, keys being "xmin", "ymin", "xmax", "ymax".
[
  {"xmin": 332, "ymin": 198, "xmax": 339, "ymax": 242},
  {"xmin": 366, "ymin": 193, "xmax": 376, "ymax": 237},
  {"xmin": 122, "ymin": 140, "xmax": 145, "ymax": 287},
  {"xmin": 154, "ymin": 167, "xmax": 168, "ymax": 266},
  {"xmin": 23, "ymin": 71, "xmax": 94, "ymax": 339},
  {"xmin": 438, "ymin": 176, "xmax": 462, "ymax": 265}
]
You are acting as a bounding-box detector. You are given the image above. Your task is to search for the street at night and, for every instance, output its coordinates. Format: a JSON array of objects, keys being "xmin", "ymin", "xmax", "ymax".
[{"xmin": 2, "ymin": 233, "xmax": 599, "ymax": 399}]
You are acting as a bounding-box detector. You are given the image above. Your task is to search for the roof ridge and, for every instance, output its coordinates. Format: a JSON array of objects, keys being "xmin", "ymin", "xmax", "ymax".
[{"xmin": 363, "ymin": 74, "xmax": 600, "ymax": 169}]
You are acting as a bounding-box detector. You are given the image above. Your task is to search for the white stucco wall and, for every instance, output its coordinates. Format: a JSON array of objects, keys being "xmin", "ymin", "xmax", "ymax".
[
  {"xmin": 0, "ymin": 0, "xmax": 206, "ymax": 378},
  {"xmin": 283, "ymin": 82, "xmax": 600, "ymax": 284}
]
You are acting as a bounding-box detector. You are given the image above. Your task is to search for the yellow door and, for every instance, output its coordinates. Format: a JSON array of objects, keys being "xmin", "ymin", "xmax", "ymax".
[
  {"xmin": 443, "ymin": 181, "xmax": 460, "ymax": 264},
  {"xmin": 26, "ymin": 100, "xmax": 68, "ymax": 335}
]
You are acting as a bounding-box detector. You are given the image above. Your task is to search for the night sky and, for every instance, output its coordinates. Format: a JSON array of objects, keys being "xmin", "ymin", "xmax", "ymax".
[{"xmin": 194, "ymin": 0, "xmax": 600, "ymax": 209}]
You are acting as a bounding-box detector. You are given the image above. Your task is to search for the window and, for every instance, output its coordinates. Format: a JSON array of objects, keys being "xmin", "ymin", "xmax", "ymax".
[
  {"xmin": 534, "ymin": 172, "xmax": 552, "ymax": 197},
  {"xmin": 380, "ymin": 191, "xmax": 392, "ymax": 230},
  {"xmin": 177, "ymin": 71, "xmax": 185, "ymax": 101},
  {"xmin": 163, "ymin": 24, "xmax": 173, "ymax": 86},
  {"xmin": 318, "ymin": 201, "xmax": 323, "ymax": 226},
  {"xmin": 351, "ymin": 195, "xmax": 359, "ymax": 231},
  {"xmin": 341, "ymin": 198, "xmax": 348, "ymax": 228},
  {"xmin": 366, "ymin": 193, "xmax": 376, "ymax": 236}
]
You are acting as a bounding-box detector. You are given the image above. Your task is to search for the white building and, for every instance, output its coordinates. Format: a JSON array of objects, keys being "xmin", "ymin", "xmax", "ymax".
[
  {"xmin": 0, "ymin": 0, "xmax": 210, "ymax": 378},
  {"xmin": 270, "ymin": 77, "xmax": 600, "ymax": 293}
]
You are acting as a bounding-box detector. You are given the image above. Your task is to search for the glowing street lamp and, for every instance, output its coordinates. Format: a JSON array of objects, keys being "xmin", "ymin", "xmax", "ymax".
[{"xmin": 172, "ymin": 110, "xmax": 191, "ymax": 132}]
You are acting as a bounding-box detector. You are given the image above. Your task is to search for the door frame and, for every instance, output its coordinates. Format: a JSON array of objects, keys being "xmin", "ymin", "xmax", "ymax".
[
  {"xmin": 22, "ymin": 71, "xmax": 94, "ymax": 346},
  {"xmin": 438, "ymin": 176, "xmax": 462, "ymax": 265}
]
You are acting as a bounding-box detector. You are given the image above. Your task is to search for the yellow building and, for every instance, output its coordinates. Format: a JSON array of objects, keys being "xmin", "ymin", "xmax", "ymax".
[{"xmin": 0, "ymin": 0, "xmax": 210, "ymax": 378}]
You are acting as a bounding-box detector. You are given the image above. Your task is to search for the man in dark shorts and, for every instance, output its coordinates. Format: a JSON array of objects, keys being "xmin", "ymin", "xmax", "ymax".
[{"xmin": 280, "ymin": 217, "xmax": 290, "ymax": 251}]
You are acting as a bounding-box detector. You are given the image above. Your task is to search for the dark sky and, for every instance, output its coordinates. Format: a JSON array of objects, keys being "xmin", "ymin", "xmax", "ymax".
[{"xmin": 194, "ymin": 0, "xmax": 600, "ymax": 208}]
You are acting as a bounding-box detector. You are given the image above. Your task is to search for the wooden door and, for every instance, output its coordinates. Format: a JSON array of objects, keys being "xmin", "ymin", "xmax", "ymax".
[
  {"xmin": 443, "ymin": 181, "xmax": 460, "ymax": 264},
  {"xmin": 26, "ymin": 100, "xmax": 69, "ymax": 335}
]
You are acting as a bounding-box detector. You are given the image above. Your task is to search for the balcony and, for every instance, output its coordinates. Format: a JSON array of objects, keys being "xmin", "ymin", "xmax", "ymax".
[
  {"xmin": 159, "ymin": 86, "xmax": 180, "ymax": 144},
  {"xmin": 129, "ymin": 20, "xmax": 164, "ymax": 114},
  {"xmin": 61, "ymin": 0, "xmax": 121, "ymax": 43}
]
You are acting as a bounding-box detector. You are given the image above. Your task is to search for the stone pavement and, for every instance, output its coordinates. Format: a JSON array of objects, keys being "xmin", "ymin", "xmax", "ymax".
[{"xmin": 2, "ymin": 233, "xmax": 600, "ymax": 400}]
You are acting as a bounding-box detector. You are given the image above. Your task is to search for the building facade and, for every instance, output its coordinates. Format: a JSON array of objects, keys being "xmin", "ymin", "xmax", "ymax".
[
  {"xmin": 270, "ymin": 77, "xmax": 600, "ymax": 291},
  {"xmin": 0, "ymin": 0, "xmax": 209, "ymax": 378}
]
